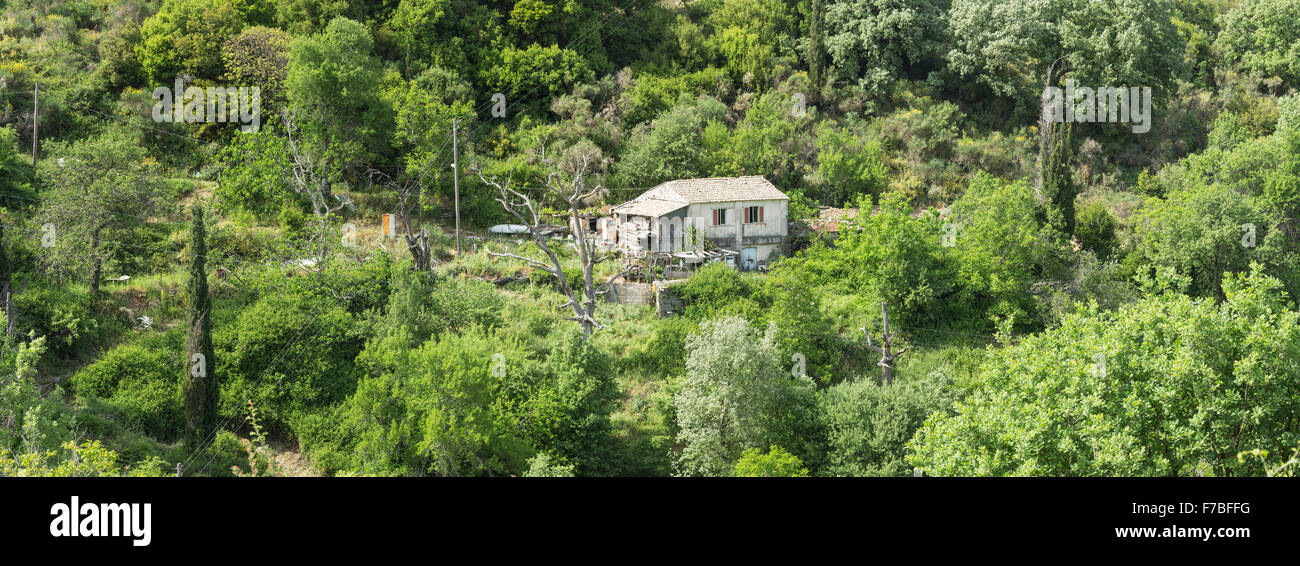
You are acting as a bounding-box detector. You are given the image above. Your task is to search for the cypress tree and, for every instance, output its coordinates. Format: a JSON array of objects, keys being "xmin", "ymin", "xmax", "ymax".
[
  {"xmin": 183, "ymin": 205, "xmax": 217, "ymax": 450},
  {"xmin": 808, "ymin": 0, "xmax": 826, "ymax": 92},
  {"xmin": 1040, "ymin": 120, "xmax": 1077, "ymax": 237}
]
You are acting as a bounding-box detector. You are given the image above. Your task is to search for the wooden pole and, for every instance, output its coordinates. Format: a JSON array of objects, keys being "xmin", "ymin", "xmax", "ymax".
[{"xmin": 452, "ymin": 118, "xmax": 461, "ymax": 255}]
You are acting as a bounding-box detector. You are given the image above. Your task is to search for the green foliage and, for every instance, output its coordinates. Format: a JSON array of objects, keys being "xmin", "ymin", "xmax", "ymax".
[
  {"xmin": 1216, "ymin": 0, "xmax": 1300, "ymax": 90},
  {"xmin": 1075, "ymin": 201, "xmax": 1119, "ymax": 259},
  {"xmin": 379, "ymin": 265, "xmax": 504, "ymax": 344},
  {"xmin": 732, "ymin": 446, "xmax": 809, "ymax": 477},
  {"xmin": 775, "ymin": 193, "xmax": 953, "ymax": 326},
  {"xmin": 702, "ymin": 89, "xmax": 813, "ymax": 186},
  {"xmin": 949, "ymin": 174, "xmax": 1066, "ymax": 328},
  {"xmin": 287, "ymin": 17, "xmax": 393, "ymax": 179},
  {"xmin": 1040, "ymin": 121, "xmax": 1077, "ymax": 236},
  {"xmin": 702, "ymin": 0, "xmax": 793, "ymax": 84},
  {"xmin": 820, "ymin": 374, "xmax": 956, "ymax": 476},
  {"xmin": 948, "ymin": 0, "xmax": 1186, "ymax": 122},
  {"xmin": 616, "ymin": 95, "xmax": 727, "ymax": 188},
  {"xmin": 761, "ymin": 267, "xmax": 843, "ymax": 384},
  {"xmin": 671, "ymin": 261, "xmax": 764, "ymax": 322},
  {"xmin": 504, "ymin": 329, "xmax": 619, "ymax": 474},
  {"xmin": 808, "ymin": 122, "xmax": 887, "ymax": 207},
  {"xmin": 217, "ymin": 292, "xmax": 363, "ymax": 432},
  {"xmin": 823, "ymin": 0, "xmax": 949, "ymax": 94},
  {"xmin": 137, "ymin": 0, "xmax": 268, "ymax": 84},
  {"xmin": 1, "ymin": 440, "xmax": 166, "ymax": 477},
  {"xmin": 37, "ymin": 130, "xmax": 165, "ymax": 292},
  {"xmin": 908, "ymin": 267, "xmax": 1300, "ymax": 476},
  {"xmin": 71, "ymin": 342, "xmax": 184, "ymax": 440},
  {"xmin": 343, "ymin": 327, "xmax": 533, "ymax": 476},
  {"xmin": 183, "ymin": 206, "xmax": 217, "ymax": 448},
  {"xmin": 625, "ymin": 316, "xmax": 695, "ymax": 378},
  {"xmin": 222, "ymin": 26, "xmax": 291, "ymax": 108},
  {"xmin": 673, "ymin": 316, "xmax": 820, "ymax": 476},
  {"xmin": 524, "ymin": 452, "xmax": 576, "ymax": 477},
  {"xmin": 480, "ymin": 44, "xmax": 594, "ymax": 117},
  {"xmin": 1131, "ymin": 143, "xmax": 1300, "ymax": 300},
  {"xmin": 0, "ymin": 127, "xmax": 35, "ymax": 208}
]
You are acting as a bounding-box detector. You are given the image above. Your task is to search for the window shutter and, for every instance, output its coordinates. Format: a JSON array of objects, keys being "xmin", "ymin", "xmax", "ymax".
[{"xmin": 712, "ymin": 209, "xmax": 719, "ymax": 225}]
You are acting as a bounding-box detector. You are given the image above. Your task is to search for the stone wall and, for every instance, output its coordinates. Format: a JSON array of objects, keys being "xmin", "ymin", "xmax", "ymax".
[
  {"xmin": 605, "ymin": 282, "xmax": 655, "ymax": 305},
  {"xmin": 654, "ymin": 280, "xmax": 686, "ymax": 317}
]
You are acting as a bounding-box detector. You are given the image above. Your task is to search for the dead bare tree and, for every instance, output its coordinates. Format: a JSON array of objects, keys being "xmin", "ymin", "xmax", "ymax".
[
  {"xmin": 474, "ymin": 147, "xmax": 631, "ymax": 339},
  {"xmin": 863, "ymin": 301, "xmax": 908, "ymax": 385},
  {"xmin": 368, "ymin": 168, "xmax": 436, "ymax": 272},
  {"xmin": 282, "ymin": 110, "xmax": 352, "ymax": 221}
]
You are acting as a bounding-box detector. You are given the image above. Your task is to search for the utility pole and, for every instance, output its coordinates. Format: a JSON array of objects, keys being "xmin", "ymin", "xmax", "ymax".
[
  {"xmin": 31, "ymin": 82, "xmax": 38, "ymax": 167},
  {"xmin": 863, "ymin": 301, "xmax": 908, "ymax": 385},
  {"xmin": 452, "ymin": 118, "xmax": 461, "ymax": 255}
]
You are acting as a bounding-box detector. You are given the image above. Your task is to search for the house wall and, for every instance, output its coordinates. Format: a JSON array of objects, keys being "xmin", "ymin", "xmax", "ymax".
[
  {"xmin": 688, "ymin": 199, "xmax": 787, "ymax": 262},
  {"xmin": 611, "ymin": 198, "xmax": 789, "ymax": 264}
]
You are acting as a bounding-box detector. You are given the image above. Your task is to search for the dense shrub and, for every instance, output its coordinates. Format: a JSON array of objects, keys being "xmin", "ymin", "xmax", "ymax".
[
  {"xmin": 216, "ymin": 292, "xmax": 364, "ymax": 433},
  {"xmin": 70, "ymin": 341, "xmax": 184, "ymax": 440},
  {"xmin": 820, "ymin": 374, "xmax": 956, "ymax": 477},
  {"xmin": 1075, "ymin": 201, "xmax": 1119, "ymax": 260},
  {"xmin": 908, "ymin": 267, "xmax": 1300, "ymax": 476}
]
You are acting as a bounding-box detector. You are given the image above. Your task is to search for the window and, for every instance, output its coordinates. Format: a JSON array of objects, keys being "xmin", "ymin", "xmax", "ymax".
[
  {"xmin": 712, "ymin": 208, "xmax": 729, "ymax": 225},
  {"xmin": 745, "ymin": 206, "xmax": 765, "ymax": 224}
]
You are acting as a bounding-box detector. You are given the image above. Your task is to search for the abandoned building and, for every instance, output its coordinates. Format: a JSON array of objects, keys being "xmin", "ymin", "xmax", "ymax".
[{"xmin": 593, "ymin": 175, "xmax": 789, "ymax": 271}]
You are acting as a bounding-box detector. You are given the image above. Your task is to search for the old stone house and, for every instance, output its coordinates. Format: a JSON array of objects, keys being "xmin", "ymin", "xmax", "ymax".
[{"xmin": 595, "ymin": 176, "xmax": 789, "ymax": 271}]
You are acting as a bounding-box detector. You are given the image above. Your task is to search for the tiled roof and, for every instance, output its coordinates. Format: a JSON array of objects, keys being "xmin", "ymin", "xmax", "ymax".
[
  {"xmin": 654, "ymin": 175, "xmax": 788, "ymax": 203},
  {"xmin": 810, "ymin": 206, "xmax": 859, "ymax": 232},
  {"xmin": 611, "ymin": 198, "xmax": 688, "ymax": 217}
]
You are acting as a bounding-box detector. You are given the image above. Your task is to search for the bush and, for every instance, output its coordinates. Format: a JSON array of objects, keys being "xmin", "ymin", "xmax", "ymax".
[
  {"xmin": 672, "ymin": 262, "xmax": 764, "ymax": 322},
  {"xmin": 820, "ymin": 374, "xmax": 956, "ymax": 477},
  {"xmin": 1075, "ymin": 201, "xmax": 1119, "ymax": 260},
  {"xmin": 70, "ymin": 343, "xmax": 184, "ymax": 440},
  {"xmin": 625, "ymin": 317, "xmax": 695, "ymax": 378},
  {"xmin": 732, "ymin": 446, "xmax": 809, "ymax": 477},
  {"xmin": 217, "ymin": 292, "xmax": 364, "ymax": 434}
]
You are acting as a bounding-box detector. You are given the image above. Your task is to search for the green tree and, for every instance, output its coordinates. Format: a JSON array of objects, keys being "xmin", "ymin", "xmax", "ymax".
[
  {"xmin": 37, "ymin": 131, "xmax": 164, "ymax": 293},
  {"xmin": 807, "ymin": 0, "xmax": 827, "ymax": 90},
  {"xmin": 732, "ymin": 446, "xmax": 809, "ymax": 477},
  {"xmin": 136, "ymin": 0, "xmax": 268, "ymax": 83},
  {"xmin": 346, "ymin": 327, "xmax": 533, "ymax": 476},
  {"xmin": 947, "ymin": 0, "xmax": 1185, "ymax": 122},
  {"xmin": 286, "ymin": 17, "xmax": 393, "ymax": 183},
  {"xmin": 222, "ymin": 26, "xmax": 291, "ymax": 109},
  {"xmin": 908, "ymin": 266, "xmax": 1300, "ymax": 476},
  {"xmin": 1216, "ymin": 0, "xmax": 1300, "ymax": 90},
  {"xmin": 390, "ymin": 0, "xmax": 452, "ymax": 74},
  {"xmin": 1039, "ymin": 119, "xmax": 1077, "ymax": 237},
  {"xmin": 823, "ymin": 0, "xmax": 950, "ymax": 94},
  {"xmin": 821, "ymin": 374, "xmax": 955, "ymax": 476},
  {"xmin": 673, "ymin": 317, "xmax": 819, "ymax": 476},
  {"xmin": 949, "ymin": 174, "xmax": 1065, "ymax": 327},
  {"xmin": 1075, "ymin": 201, "xmax": 1118, "ymax": 259},
  {"xmin": 809, "ymin": 122, "xmax": 887, "ymax": 207},
  {"xmin": 183, "ymin": 205, "xmax": 217, "ymax": 450},
  {"xmin": 616, "ymin": 95, "xmax": 727, "ymax": 187},
  {"xmin": 703, "ymin": 0, "xmax": 794, "ymax": 84}
]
